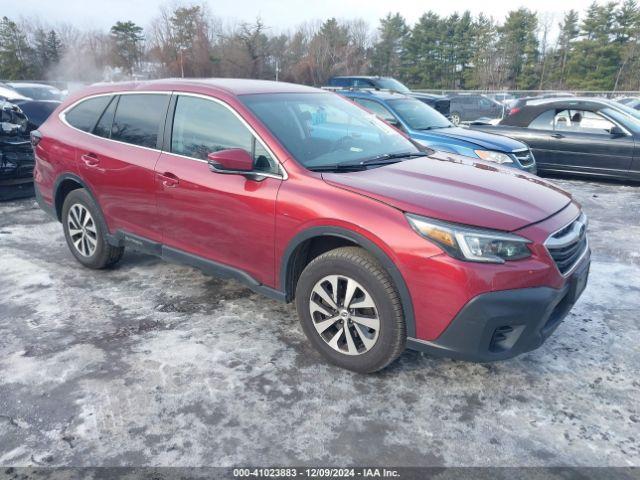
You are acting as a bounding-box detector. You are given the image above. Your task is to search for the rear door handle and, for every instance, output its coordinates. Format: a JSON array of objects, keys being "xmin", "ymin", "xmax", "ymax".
[
  {"xmin": 550, "ymin": 133, "xmax": 565, "ymax": 139},
  {"xmin": 158, "ymin": 171, "xmax": 179, "ymax": 188},
  {"xmin": 81, "ymin": 153, "xmax": 100, "ymax": 167}
]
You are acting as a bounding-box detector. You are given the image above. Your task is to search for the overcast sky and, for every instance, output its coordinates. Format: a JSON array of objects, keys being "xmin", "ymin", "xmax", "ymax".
[{"xmin": 2, "ymin": 0, "xmax": 595, "ymax": 32}]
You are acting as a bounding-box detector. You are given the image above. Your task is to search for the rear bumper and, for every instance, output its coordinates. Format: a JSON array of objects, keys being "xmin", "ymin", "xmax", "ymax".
[
  {"xmin": 407, "ymin": 249, "xmax": 590, "ymax": 362},
  {"xmin": 34, "ymin": 182, "xmax": 56, "ymax": 218}
]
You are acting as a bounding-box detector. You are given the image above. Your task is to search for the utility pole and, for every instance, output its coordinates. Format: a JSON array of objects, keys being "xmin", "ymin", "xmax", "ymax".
[{"xmin": 275, "ymin": 59, "xmax": 280, "ymax": 82}]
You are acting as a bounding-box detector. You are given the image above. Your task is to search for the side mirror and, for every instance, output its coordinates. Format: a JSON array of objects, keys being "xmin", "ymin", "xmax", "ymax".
[
  {"xmin": 207, "ymin": 148, "xmax": 253, "ymax": 174},
  {"xmin": 610, "ymin": 125, "xmax": 626, "ymax": 137}
]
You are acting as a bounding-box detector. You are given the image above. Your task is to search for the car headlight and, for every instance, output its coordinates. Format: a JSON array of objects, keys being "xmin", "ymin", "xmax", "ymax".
[
  {"xmin": 474, "ymin": 150, "xmax": 513, "ymax": 164},
  {"xmin": 406, "ymin": 214, "xmax": 531, "ymax": 263}
]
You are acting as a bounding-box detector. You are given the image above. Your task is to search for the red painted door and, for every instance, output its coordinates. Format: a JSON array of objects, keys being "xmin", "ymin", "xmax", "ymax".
[
  {"xmin": 76, "ymin": 93, "xmax": 170, "ymax": 241},
  {"xmin": 155, "ymin": 94, "xmax": 284, "ymax": 286}
]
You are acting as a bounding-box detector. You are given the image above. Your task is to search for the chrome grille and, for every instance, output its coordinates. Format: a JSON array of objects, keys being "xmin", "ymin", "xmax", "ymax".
[
  {"xmin": 545, "ymin": 212, "xmax": 588, "ymax": 275},
  {"xmin": 511, "ymin": 149, "xmax": 535, "ymax": 167}
]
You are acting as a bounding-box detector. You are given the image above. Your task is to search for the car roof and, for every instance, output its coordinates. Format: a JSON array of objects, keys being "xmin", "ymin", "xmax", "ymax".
[
  {"xmin": 85, "ymin": 78, "xmax": 321, "ymax": 97},
  {"xmin": 330, "ymin": 76, "xmax": 387, "ymax": 80},
  {"xmin": 8, "ymin": 82, "xmax": 61, "ymax": 90},
  {"xmin": 501, "ymin": 97, "xmax": 621, "ymax": 126}
]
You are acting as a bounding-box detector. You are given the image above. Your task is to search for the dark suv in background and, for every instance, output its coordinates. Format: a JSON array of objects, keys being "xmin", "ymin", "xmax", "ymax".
[
  {"xmin": 448, "ymin": 94, "xmax": 507, "ymax": 125},
  {"xmin": 327, "ymin": 76, "xmax": 450, "ymax": 117}
]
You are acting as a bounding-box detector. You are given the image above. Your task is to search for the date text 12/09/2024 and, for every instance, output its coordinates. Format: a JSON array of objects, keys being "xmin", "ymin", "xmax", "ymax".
[{"xmin": 233, "ymin": 468, "xmax": 400, "ymax": 478}]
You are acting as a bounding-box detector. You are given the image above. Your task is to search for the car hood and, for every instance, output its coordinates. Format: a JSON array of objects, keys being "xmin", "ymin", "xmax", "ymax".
[
  {"xmin": 322, "ymin": 152, "xmax": 572, "ymax": 231},
  {"xmin": 430, "ymin": 126, "xmax": 526, "ymax": 152}
]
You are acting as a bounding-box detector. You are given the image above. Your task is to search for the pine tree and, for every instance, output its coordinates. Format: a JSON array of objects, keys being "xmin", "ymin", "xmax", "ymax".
[
  {"xmin": 567, "ymin": 2, "xmax": 620, "ymax": 89},
  {"xmin": 46, "ymin": 30, "xmax": 63, "ymax": 65},
  {"xmin": 370, "ymin": 13, "xmax": 408, "ymax": 77},
  {"xmin": 497, "ymin": 8, "xmax": 539, "ymax": 89},
  {"xmin": 0, "ymin": 16, "xmax": 34, "ymax": 80},
  {"xmin": 110, "ymin": 21, "xmax": 144, "ymax": 76}
]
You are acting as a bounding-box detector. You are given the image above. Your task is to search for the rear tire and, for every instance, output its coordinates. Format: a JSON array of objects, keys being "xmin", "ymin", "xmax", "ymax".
[
  {"xmin": 295, "ymin": 246, "xmax": 406, "ymax": 373},
  {"xmin": 62, "ymin": 189, "xmax": 124, "ymax": 269},
  {"xmin": 450, "ymin": 111, "xmax": 461, "ymax": 125}
]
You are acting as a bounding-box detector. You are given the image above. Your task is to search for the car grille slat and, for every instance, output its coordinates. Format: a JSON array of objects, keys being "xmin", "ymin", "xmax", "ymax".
[{"xmin": 545, "ymin": 213, "xmax": 588, "ymax": 275}]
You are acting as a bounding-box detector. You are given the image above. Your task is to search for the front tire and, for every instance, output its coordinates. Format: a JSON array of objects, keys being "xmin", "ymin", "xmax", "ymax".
[
  {"xmin": 295, "ymin": 247, "xmax": 406, "ymax": 373},
  {"xmin": 62, "ymin": 188, "xmax": 124, "ymax": 269},
  {"xmin": 450, "ymin": 111, "xmax": 461, "ymax": 125}
]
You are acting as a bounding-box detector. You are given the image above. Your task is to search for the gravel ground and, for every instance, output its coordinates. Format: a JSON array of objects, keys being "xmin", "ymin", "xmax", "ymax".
[{"xmin": 0, "ymin": 178, "xmax": 638, "ymax": 468}]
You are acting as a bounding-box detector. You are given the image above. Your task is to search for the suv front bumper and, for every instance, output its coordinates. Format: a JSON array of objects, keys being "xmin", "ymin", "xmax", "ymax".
[{"xmin": 407, "ymin": 249, "xmax": 590, "ymax": 362}]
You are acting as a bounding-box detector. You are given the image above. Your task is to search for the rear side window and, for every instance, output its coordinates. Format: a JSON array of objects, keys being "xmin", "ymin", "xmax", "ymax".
[
  {"xmin": 329, "ymin": 78, "xmax": 351, "ymax": 87},
  {"xmin": 111, "ymin": 94, "xmax": 169, "ymax": 148},
  {"xmin": 529, "ymin": 110, "xmax": 556, "ymax": 130},
  {"xmin": 65, "ymin": 96, "xmax": 112, "ymax": 132}
]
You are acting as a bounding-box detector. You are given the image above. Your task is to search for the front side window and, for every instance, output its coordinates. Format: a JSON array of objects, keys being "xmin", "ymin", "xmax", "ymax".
[
  {"xmin": 554, "ymin": 109, "xmax": 615, "ymax": 134},
  {"xmin": 241, "ymin": 92, "xmax": 420, "ymax": 169},
  {"xmin": 171, "ymin": 95, "xmax": 278, "ymax": 174},
  {"xmin": 65, "ymin": 96, "xmax": 112, "ymax": 132},
  {"xmin": 111, "ymin": 94, "xmax": 169, "ymax": 148}
]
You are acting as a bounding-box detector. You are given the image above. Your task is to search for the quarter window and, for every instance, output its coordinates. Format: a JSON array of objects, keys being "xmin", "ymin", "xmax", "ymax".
[
  {"xmin": 171, "ymin": 95, "xmax": 278, "ymax": 174},
  {"xmin": 65, "ymin": 96, "xmax": 112, "ymax": 132},
  {"xmin": 111, "ymin": 94, "xmax": 169, "ymax": 149},
  {"xmin": 529, "ymin": 110, "xmax": 556, "ymax": 130}
]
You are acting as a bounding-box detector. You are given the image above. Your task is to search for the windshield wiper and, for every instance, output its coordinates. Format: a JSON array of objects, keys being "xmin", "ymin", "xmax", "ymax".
[
  {"xmin": 358, "ymin": 152, "xmax": 428, "ymax": 164},
  {"xmin": 417, "ymin": 125, "xmax": 452, "ymax": 131},
  {"xmin": 308, "ymin": 152, "xmax": 428, "ymax": 172}
]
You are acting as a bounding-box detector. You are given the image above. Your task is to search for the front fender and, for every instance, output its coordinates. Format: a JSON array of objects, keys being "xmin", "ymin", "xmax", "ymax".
[{"xmin": 280, "ymin": 225, "xmax": 417, "ymax": 338}]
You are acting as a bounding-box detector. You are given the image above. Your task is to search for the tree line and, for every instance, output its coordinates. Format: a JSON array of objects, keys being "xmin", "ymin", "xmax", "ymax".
[{"xmin": 1, "ymin": 1, "xmax": 639, "ymax": 91}]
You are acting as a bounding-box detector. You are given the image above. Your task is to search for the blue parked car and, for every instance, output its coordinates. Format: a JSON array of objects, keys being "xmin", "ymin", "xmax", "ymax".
[{"xmin": 336, "ymin": 89, "xmax": 537, "ymax": 173}]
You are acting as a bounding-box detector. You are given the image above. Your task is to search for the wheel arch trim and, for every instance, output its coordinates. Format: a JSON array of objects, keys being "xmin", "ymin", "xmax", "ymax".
[
  {"xmin": 280, "ymin": 226, "xmax": 416, "ymax": 338},
  {"xmin": 52, "ymin": 173, "xmax": 114, "ymax": 244}
]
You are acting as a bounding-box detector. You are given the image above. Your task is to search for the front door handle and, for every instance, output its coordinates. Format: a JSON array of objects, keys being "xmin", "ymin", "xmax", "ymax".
[
  {"xmin": 158, "ymin": 171, "xmax": 179, "ymax": 188},
  {"xmin": 550, "ymin": 133, "xmax": 565, "ymax": 139},
  {"xmin": 81, "ymin": 153, "xmax": 100, "ymax": 167}
]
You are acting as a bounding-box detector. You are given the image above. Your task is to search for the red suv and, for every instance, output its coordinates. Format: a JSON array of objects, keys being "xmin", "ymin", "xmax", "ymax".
[{"xmin": 32, "ymin": 79, "xmax": 590, "ymax": 372}]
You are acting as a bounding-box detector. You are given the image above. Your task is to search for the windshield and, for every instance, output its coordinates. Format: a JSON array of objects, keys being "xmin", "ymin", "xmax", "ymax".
[
  {"xmin": 241, "ymin": 92, "xmax": 421, "ymax": 170},
  {"xmin": 602, "ymin": 107, "xmax": 640, "ymax": 134},
  {"xmin": 387, "ymin": 98, "xmax": 452, "ymax": 130},
  {"xmin": 375, "ymin": 78, "xmax": 411, "ymax": 94},
  {"xmin": 609, "ymin": 102, "xmax": 640, "ymax": 122}
]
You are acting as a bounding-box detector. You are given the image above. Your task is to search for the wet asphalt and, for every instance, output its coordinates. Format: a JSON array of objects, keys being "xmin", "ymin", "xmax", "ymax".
[{"xmin": 0, "ymin": 178, "xmax": 638, "ymax": 467}]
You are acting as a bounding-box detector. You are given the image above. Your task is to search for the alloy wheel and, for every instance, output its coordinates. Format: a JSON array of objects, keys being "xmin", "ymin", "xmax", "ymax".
[
  {"xmin": 309, "ymin": 274, "xmax": 380, "ymax": 356},
  {"xmin": 67, "ymin": 203, "xmax": 98, "ymax": 257}
]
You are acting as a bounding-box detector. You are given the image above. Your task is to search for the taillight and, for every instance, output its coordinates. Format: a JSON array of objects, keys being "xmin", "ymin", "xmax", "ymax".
[
  {"xmin": 31, "ymin": 130, "xmax": 42, "ymax": 147},
  {"xmin": 508, "ymin": 107, "xmax": 520, "ymax": 116}
]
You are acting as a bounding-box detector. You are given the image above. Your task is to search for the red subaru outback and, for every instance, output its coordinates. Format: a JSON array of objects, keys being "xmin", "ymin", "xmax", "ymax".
[{"xmin": 32, "ymin": 79, "xmax": 590, "ymax": 372}]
